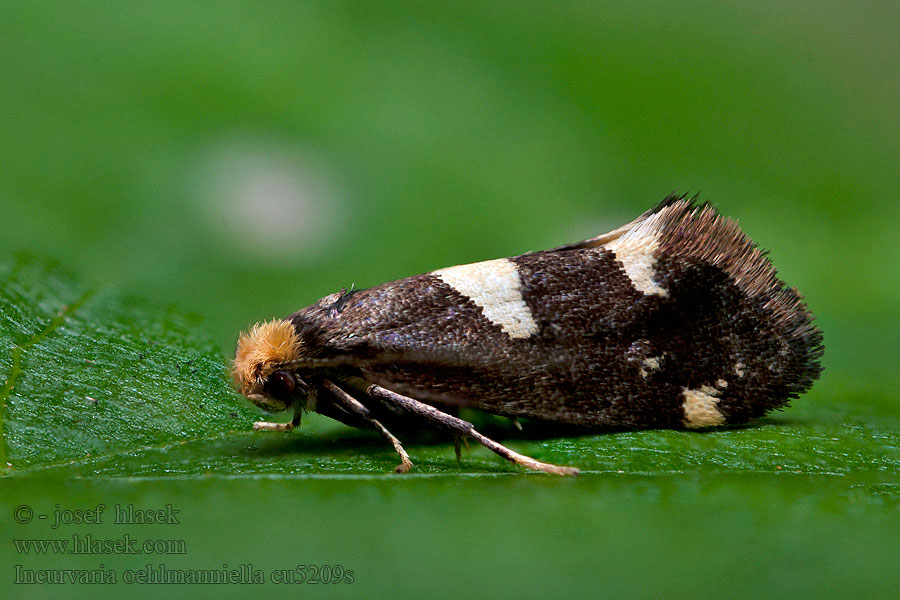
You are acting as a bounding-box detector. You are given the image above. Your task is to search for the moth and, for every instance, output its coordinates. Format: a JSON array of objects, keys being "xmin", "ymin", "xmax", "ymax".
[{"xmin": 233, "ymin": 195, "xmax": 823, "ymax": 475}]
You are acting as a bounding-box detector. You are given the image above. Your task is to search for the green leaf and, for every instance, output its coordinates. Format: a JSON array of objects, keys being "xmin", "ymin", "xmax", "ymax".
[{"xmin": 0, "ymin": 256, "xmax": 258, "ymax": 472}]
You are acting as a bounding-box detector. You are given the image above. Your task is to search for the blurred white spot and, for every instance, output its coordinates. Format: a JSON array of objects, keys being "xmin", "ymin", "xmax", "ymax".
[{"xmin": 192, "ymin": 137, "xmax": 343, "ymax": 260}]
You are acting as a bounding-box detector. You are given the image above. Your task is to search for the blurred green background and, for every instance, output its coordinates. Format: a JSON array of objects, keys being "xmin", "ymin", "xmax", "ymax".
[{"xmin": 1, "ymin": 1, "xmax": 898, "ymax": 598}]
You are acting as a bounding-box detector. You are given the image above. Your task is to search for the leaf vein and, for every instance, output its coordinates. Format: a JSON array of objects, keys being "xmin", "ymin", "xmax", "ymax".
[{"xmin": 0, "ymin": 288, "xmax": 95, "ymax": 470}]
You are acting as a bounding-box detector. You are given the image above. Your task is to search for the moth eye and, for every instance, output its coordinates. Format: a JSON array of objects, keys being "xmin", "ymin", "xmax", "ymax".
[{"xmin": 264, "ymin": 370, "xmax": 297, "ymax": 400}]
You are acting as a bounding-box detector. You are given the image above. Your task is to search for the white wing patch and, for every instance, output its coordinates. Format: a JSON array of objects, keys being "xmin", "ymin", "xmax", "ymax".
[
  {"xmin": 681, "ymin": 386, "xmax": 726, "ymax": 428},
  {"xmin": 433, "ymin": 258, "xmax": 538, "ymax": 339},
  {"xmin": 602, "ymin": 209, "xmax": 668, "ymax": 297}
]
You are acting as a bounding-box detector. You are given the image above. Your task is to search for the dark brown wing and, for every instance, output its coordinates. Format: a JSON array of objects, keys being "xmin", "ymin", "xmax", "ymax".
[{"xmin": 290, "ymin": 196, "xmax": 822, "ymax": 430}]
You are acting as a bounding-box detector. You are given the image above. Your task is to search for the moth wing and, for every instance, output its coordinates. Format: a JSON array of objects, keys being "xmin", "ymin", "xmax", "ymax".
[
  {"xmin": 354, "ymin": 338, "xmax": 550, "ymax": 414},
  {"xmin": 317, "ymin": 275, "xmax": 571, "ymax": 415},
  {"xmin": 300, "ymin": 191, "xmax": 821, "ymax": 429}
]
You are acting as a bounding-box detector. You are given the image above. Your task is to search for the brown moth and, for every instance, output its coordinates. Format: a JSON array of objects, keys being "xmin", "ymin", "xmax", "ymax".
[{"xmin": 233, "ymin": 195, "xmax": 823, "ymax": 475}]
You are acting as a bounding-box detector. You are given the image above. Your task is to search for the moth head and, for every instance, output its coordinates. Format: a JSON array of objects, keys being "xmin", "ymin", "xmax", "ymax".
[{"xmin": 232, "ymin": 319, "xmax": 306, "ymax": 412}]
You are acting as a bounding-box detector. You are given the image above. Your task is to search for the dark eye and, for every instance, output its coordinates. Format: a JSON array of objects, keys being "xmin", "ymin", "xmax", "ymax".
[{"xmin": 264, "ymin": 370, "xmax": 297, "ymax": 400}]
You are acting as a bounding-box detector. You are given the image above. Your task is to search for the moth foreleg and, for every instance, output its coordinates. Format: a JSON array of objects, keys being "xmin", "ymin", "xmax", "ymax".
[
  {"xmin": 252, "ymin": 397, "xmax": 303, "ymax": 432},
  {"xmin": 365, "ymin": 384, "xmax": 579, "ymax": 476},
  {"xmin": 320, "ymin": 379, "xmax": 413, "ymax": 474},
  {"xmin": 252, "ymin": 421, "xmax": 294, "ymax": 432}
]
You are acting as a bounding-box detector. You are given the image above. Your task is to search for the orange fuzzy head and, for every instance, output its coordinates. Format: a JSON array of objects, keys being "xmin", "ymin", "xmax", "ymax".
[{"xmin": 232, "ymin": 319, "xmax": 304, "ymax": 412}]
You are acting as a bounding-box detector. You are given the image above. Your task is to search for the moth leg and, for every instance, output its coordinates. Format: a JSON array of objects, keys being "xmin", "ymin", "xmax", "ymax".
[
  {"xmin": 252, "ymin": 397, "xmax": 303, "ymax": 432},
  {"xmin": 366, "ymin": 384, "xmax": 579, "ymax": 476},
  {"xmin": 252, "ymin": 421, "xmax": 293, "ymax": 432},
  {"xmin": 321, "ymin": 379, "xmax": 413, "ymax": 474},
  {"xmin": 370, "ymin": 421, "xmax": 414, "ymax": 474}
]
